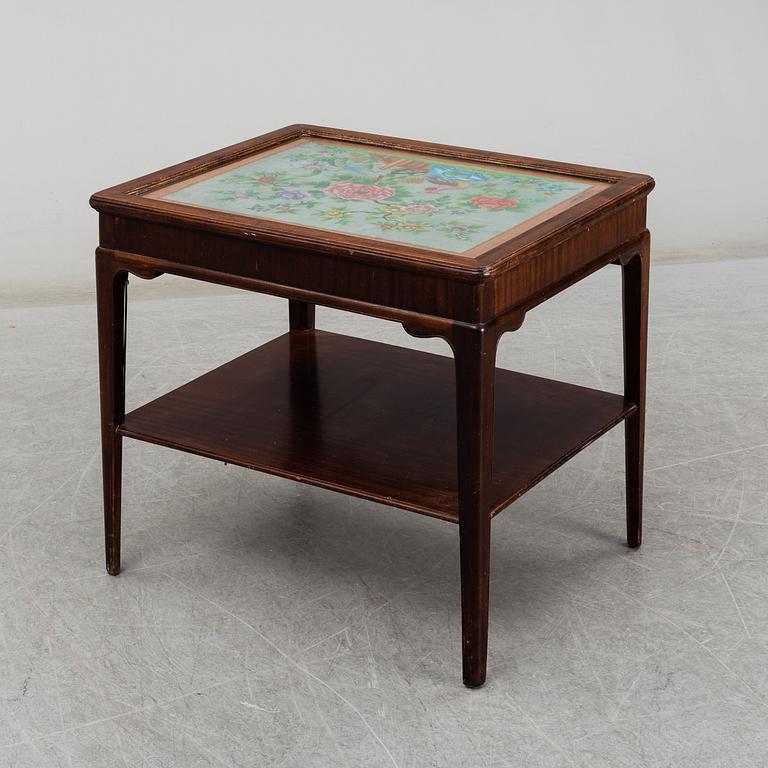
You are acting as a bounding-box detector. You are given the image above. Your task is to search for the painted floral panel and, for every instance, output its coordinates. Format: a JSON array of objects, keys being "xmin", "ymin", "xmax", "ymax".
[{"xmin": 157, "ymin": 139, "xmax": 596, "ymax": 255}]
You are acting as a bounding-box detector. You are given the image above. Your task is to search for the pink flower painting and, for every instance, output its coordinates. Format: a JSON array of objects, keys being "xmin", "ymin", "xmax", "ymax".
[
  {"xmin": 470, "ymin": 195, "xmax": 519, "ymax": 209},
  {"xmin": 324, "ymin": 182, "xmax": 395, "ymax": 201},
  {"xmin": 164, "ymin": 139, "xmax": 591, "ymax": 253}
]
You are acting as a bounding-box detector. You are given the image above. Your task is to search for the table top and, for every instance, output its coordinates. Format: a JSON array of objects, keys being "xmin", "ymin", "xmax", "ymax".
[{"xmin": 91, "ymin": 125, "xmax": 653, "ymax": 276}]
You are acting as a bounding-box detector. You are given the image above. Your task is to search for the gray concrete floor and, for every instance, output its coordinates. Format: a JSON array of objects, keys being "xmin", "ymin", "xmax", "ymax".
[{"xmin": 2, "ymin": 257, "xmax": 768, "ymax": 767}]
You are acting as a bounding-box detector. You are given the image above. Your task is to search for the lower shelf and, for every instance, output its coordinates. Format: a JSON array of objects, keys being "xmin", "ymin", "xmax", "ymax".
[{"xmin": 119, "ymin": 330, "xmax": 635, "ymax": 522}]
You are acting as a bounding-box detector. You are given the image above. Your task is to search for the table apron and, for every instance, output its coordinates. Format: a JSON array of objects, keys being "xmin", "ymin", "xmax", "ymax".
[{"xmin": 98, "ymin": 195, "xmax": 647, "ymax": 327}]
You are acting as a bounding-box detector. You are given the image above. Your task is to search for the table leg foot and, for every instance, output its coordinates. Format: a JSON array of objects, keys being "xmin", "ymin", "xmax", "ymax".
[
  {"xmin": 625, "ymin": 414, "xmax": 643, "ymax": 549},
  {"xmin": 460, "ymin": 515, "xmax": 491, "ymax": 688},
  {"xmin": 103, "ymin": 433, "xmax": 123, "ymax": 576}
]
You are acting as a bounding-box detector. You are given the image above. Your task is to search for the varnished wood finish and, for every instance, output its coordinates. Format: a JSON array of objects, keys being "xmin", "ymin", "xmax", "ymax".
[
  {"xmin": 95, "ymin": 255, "xmax": 128, "ymax": 575},
  {"xmin": 452, "ymin": 324, "xmax": 497, "ymax": 687},
  {"xmin": 92, "ymin": 125, "xmax": 653, "ymax": 686},
  {"xmin": 622, "ymin": 232, "xmax": 650, "ymax": 547},
  {"xmin": 117, "ymin": 331, "xmax": 635, "ymax": 523}
]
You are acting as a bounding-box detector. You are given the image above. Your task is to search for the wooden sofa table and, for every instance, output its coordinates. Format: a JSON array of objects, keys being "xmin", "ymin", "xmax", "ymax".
[{"xmin": 90, "ymin": 125, "xmax": 654, "ymax": 687}]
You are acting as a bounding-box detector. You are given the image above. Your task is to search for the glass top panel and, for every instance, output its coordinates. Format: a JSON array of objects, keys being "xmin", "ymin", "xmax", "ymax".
[{"xmin": 148, "ymin": 139, "xmax": 604, "ymax": 255}]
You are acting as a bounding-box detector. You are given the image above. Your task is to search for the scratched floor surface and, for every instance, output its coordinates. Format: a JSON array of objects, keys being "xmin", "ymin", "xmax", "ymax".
[{"xmin": 2, "ymin": 257, "xmax": 768, "ymax": 767}]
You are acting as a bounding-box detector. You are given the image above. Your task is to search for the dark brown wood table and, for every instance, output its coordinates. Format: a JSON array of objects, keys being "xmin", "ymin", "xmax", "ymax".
[{"xmin": 91, "ymin": 125, "xmax": 653, "ymax": 687}]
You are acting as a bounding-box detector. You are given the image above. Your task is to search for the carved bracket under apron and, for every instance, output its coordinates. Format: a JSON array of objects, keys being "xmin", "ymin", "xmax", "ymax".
[
  {"xmin": 95, "ymin": 247, "xmax": 164, "ymax": 281},
  {"xmin": 126, "ymin": 265, "xmax": 164, "ymax": 280},
  {"xmin": 402, "ymin": 307, "xmax": 526, "ymax": 351},
  {"xmin": 611, "ymin": 229, "xmax": 650, "ymax": 267}
]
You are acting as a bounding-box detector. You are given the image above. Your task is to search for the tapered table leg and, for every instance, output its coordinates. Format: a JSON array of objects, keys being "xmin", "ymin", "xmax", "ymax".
[
  {"xmin": 289, "ymin": 299, "xmax": 316, "ymax": 331},
  {"xmin": 96, "ymin": 254, "xmax": 128, "ymax": 575},
  {"xmin": 453, "ymin": 324, "xmax": 497, "ymax": 687},
  {"xmin": 622, "ymin": 232, "xmax": 650, "ymax": 548}
]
